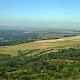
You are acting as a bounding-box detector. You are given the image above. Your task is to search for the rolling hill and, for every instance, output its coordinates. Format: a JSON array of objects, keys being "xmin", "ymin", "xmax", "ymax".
[
  {"xmin": 0, "ymin": 36, "xmax": 80, "ymax": 56},
  {"xmin": 0, "ymin": 36, "xmax": 80, "ymax": 80}
]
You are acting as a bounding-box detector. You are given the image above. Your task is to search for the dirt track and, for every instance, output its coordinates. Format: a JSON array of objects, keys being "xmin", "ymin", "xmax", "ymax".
[{"xmin": 36, "ymin": 36, "xmax": 80, "ymax": 43}]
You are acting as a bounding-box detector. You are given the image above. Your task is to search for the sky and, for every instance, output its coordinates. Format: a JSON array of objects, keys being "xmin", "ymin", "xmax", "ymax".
[{"xmin": 0, "ymin": 0, "xmax": 80, "ymax": 29}]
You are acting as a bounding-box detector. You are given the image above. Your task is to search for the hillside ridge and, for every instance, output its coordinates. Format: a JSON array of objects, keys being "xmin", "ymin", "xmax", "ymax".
[{"xmin": 36, "ymin": 35, "xmax": 80, "ymax": 42}]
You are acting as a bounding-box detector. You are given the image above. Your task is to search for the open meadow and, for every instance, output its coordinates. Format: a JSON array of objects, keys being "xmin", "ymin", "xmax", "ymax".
[
  {"xmin": 0, "ymin": 36, "xmax": 80, "ymax": 80},
  {"xmin": 0, "ymin": 36, "xmax": 80, "ymax": 56}
]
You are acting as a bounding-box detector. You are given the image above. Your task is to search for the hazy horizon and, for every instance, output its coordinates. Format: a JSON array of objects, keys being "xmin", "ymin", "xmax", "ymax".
[{"xmin": 0, "ymin": 0, "xmax": 80, "ymax": 29}]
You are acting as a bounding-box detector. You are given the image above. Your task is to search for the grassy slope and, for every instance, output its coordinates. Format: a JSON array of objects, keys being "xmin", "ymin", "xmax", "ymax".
[
  {"xmin": 0, "ymin": 36, "xmax": 80, "ymax": 80},
  {"xmin": 0, "ymin": 36, "xmax": 80, "ymax": 56}
]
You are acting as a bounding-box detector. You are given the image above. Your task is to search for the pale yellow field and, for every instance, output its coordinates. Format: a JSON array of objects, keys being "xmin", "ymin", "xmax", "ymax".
[{"xmin": 0, "ymin": 36, "xmax": 80, "ymax": 56}]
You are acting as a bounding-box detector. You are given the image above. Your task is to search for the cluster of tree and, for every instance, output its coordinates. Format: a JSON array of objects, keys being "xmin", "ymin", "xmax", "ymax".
[
  {"xmin": 0, "ymin": 48, "xmax": 80, "ymax": 80},
  {"xmin": 0, "ymin": 30, "xmax": 39, "ymax": 46},
  {"xmin": 47, "ymin": 48, "xmax": 80, "ymax": 60}
]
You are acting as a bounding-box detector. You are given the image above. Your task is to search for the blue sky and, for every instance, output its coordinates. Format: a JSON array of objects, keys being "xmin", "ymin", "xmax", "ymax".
[{"xmin": 0, "ymin": 0, "xmax": 80, "ymax": 28}]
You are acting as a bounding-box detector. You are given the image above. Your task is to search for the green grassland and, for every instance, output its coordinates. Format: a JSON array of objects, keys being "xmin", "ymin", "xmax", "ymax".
[
  {"xmin": 0, "ymin": 38, "xmax": 80, "ymax": 56},
  {"xmin": 0, "ymin": 36, "xmax": 80, "ymax": 80}
]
